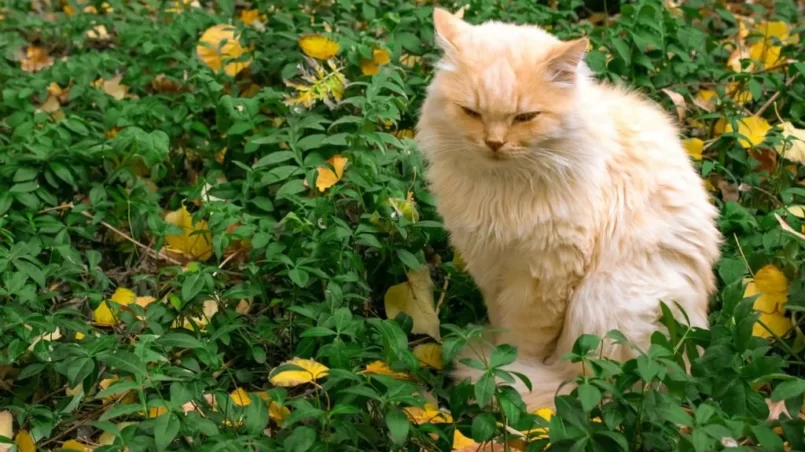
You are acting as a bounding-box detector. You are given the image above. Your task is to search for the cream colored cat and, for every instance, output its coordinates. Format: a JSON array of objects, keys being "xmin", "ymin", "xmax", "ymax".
[{"xmin": 416, "ymin": 8, "xmax": 721, "ymax": 409}]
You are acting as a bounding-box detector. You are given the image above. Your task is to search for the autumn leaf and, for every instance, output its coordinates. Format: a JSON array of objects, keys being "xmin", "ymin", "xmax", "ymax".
[
  {"xmin": 93, "ymin": 287, "xmax": 136, "ymax": 326},
  {"xmin": 373, "ymin": 49, "xmax": 391, "ymax": 65},
  {"xmin": 175, "ymin": 299, "xmax": 218, "ymax": 331},
  {"xmin": 384, "ymin": 266, "xmax": 441, "ymax": 339},
  {"xmin": 230, "ymin": 387, "xmax": 251, "ymax": 406},
  {"xmin": 92, "ymin": 75, "xmax": 129, "ymax": 100},
  {"xmin": 452, "ymin": 430, "xmax": 477, "ymax": 450},
  {"xmin": 0, "ymin": 411, "xmax": 12, "ymax": 452},
  {"xmin": 298, "ymin": 35, "xmax": 339, "ymax": 60},
  {"xmin": 360, "ymin": 59, "xmax": 379, "ymax": 76},
  {"xmin": 197, "ymin": 25, "xmax": 251, "ymax": 77},
  {"xmin": 316, "ymin": 155, "xmax": 347, "ymax": 192},
  {"xmin": 746, "ymin": 265, "xmax": 792, "ymax": 338},
  {"xmin": 269, "ymin": 358, "xmax": 329, "ymax": 387},
  {"xmin": 776, "ymin": 122, "xmax": 805, "ymax": 163},
  {"xmin": 255, "ymin": 392, "xmax": 291, "ymax": 424},
  {"xmin": 15, "ymin": 430, "xmax": 35, "ymax": 452},
  {"xmin": 725, "ymin": 116, "xmax": 771, "ymax": 148},
  {"xmin": 758, "ymin": 21, "xmax": 798, "ymax": 45},
  {"xmin": 240, "ymin": 9, "xmax": 265, "ymax": 28},
  {"xmin": 99, "ymin": 375, "xmax": 137, "ymax": 403},
  {"xmin": 164, "ymin": 205, "xmax": 213, "ymax": 261},
  {"xmin": 285, "ymin": 58, "xmax": 346, "ymax": 109},
  {"xmin": 20, "ymin": 46, "xmax": 53, "ymax": 73},
  {"xmin": 661, "ymin": 89, "xmax": 686, "ymax": 121},
  {"xmin": 361, "ymin": 361, "xmax": 414, "ymax": 380},
  {"xmin": 97, "ymin": 422, "xmax": 136, "ymax": 446},
  {"xmin": 85, "ymin": 24, "xmax": 110, "ymax": 40},
  {"xmin": 683, "ymin": 138, "xmax": 704, "ymax": 160},
  {"xmin": 61, "ymin": 440, "xmax": 91, "ymax": 452},
  {"xmin": 400, "ymin": 53, "xmax": 422, "ymax": 68},
  {"xmin": 403, "ymin": 403, "xmax": 453, "ymax": 424},
  {"xmin": 413, "ymin": 343, "xmax": 444, "ymax": 370},
  {"xmin": 388, "ymin": 194, "xmax": 419, "ymax": 222}
]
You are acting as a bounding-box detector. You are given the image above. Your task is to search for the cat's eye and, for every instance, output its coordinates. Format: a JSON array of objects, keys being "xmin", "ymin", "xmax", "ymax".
[
  {"xmin": 514, "ymin": 112, "xmax": 541, "ymax": 122},
  {"xmin": 460, "ymin": 106, "xmax": 482, "ymax": 119}
]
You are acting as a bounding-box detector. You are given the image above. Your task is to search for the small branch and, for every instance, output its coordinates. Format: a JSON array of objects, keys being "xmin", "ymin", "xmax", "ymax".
[
  {"xmin": 755, "ymin": 73, "xmax": 800, "ymax": 117},
  {"xmin": 435, "ymin": 274, "xmax": 450, "ymax": 314}
]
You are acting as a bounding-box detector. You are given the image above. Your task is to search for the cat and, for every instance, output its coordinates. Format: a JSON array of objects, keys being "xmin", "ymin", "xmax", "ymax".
[{"xmin": 415, "ymin": 8, "xmax": 721, "ymax": 410}]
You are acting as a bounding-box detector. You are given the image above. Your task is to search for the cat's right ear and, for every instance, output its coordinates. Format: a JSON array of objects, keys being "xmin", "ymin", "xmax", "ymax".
[{"xmin": 433, "ymin": 8, "xmax": 469, "ymax": 55}]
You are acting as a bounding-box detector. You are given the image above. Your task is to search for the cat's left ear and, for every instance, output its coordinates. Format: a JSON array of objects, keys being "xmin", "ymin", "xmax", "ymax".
[
  {"xmin": 433, "ymin": 8, "xmax": 470, "ymax": 51},
  {"xmin": 546, "ymin": 38, "xmax": 589, "ymax": 86}
]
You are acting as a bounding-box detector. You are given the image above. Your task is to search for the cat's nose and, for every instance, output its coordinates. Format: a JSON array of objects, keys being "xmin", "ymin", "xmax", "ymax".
[{"xmin": 485, "ymin": 139, "xmax": 505, "ymax": 152}]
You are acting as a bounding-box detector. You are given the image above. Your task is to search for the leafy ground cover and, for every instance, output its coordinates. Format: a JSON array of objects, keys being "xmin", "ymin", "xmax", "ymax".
[{"xmin": 1, "ymin": 0, "xmax": 805, "ymax": 450}]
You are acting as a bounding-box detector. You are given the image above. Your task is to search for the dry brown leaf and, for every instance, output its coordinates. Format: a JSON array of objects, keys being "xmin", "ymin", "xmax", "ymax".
[
  {"xmin": 661, "ymin": 88, "xmax": 686, "ymax": 121},
  {"xmin": 93, "ymin": 75, "xmax": 129, "ymax": 100},
  {"xmin": 21, "ymin": 46, "xmax": 53, "ymax": 72}
]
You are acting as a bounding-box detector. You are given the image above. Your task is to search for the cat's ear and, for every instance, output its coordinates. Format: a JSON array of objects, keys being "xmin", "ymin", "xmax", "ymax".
[
  {"xmin": 433, "ymin": 8, "xmax": 470, "ymax": 51},
  {"xmin": 546, "ymin": 38, "xmax": 589, "ymax": 86}
]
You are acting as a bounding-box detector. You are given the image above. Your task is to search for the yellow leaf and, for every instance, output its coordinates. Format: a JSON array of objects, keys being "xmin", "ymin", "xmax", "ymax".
[
  {"xmin": 361, "ymin": 361, "xmax": 413, "ymax": 380},
  {"xmin": 176, "ymin": 299, "xmax": 219, "ymax": 331},
  {"xmin": 269, "ymin": 358, "xmax": 329, "ymax": 387},
  {"xmin": 298, "ymin": 35, "xmax": 339, "ymax": 60},
  {"xmin": 520, "ymin": 407, "xmax": 554, "ymax": 438},
  {"xmin": 75, "ymin": 332, "xmax": 85, "ymax": 340},
  {"xmin": 758, "ymin": 21, "xmax": 798, "ymax": 45},
  {"xmin": 726, "ymin": 82, "xmax": 753, "ymax": 105},
  {"xmin": 753, "ymin": 312, "xmax": 793, "ymax": 338},
  {"xmin": 164, "ymin": 205, "xmax": 212, "ymax": 261},
  {"xmin": 749, "ymin": 41, "xmax": 782, "ymax": 69},
  {"xmin": 404, "ymin": 403, "xmax": 453, "ymax": 424},
  {"xmin": 384, "ymin": 266, "xmax": 441, "ymax": 339},
  {"xmin": 755, "ymin": 264, "xmax": 789, "ymax": 298},
  {"xmin": 776, "ymin": 122, "xmax": 805, "ymax": 164},
  {"xmin": 93, "ymin": 75, "xmax": 129, "ymax": 100},
  {"xmin": 230, "ymin": 388, "xmax": 251, "ymax": 406},
  {"xmin": 660, "ymin": 88, "xmax": 686, "ymax": 121},
  {"xmin": 92, "ymin": 287, "xmax": 135, "ymax": 326},
  {"xmin": 99, "ymin": 375, "xmax": 137, "ymax": 403},
  {"xmin": 61, "ymin": 440, "xmax": 90, "ymax": 452},
  {"xmin": 20, "ymin": 47, "xmax": 53, "ymax": 73},
  {"xmin": 255, "ymin": 392, "xmax": 291, "ymax": 423},
  {"xmin": 360, "ymin": 59, "xmax": 380, "ymax": 76},
  {"xmin": 388, "ymin": 196, "xmax": 419, "ymax": 223},
  {"xmin": 239, "ymin": 9, "xmax": 263, "ymax": 26},
  {"xmin": 197, "ymin": 24, "xmax": 251, "ymax": 77},
  {"xmin": 85, "ymin": 24, "xmax": 110, "ymax": 40},
  {"xmin": 372, "ymin": 48, "xmax": 391, "ymax": 66},
  {"xmin": 683, "ymin": 138, "xmax": 704, "ymax": 161},
  {"xmin": 316, "ymin": 155, "xmax": 347, "ymax": 192},
  {"xmin": 413, "ymin": 343, "xmax": 444, "ymax": 370},
  {"xmin": 452, "ymin": 249, "xmax": 466, "ymax": 272},
  {"xmin": 143, "ymin": 406, "xmax": 168, "ymax": 418},
  {"xmin": 399, "ymin": 53, "xmax": 422, "ymax": 68},
  {"xmin": 787, "ymin": 206, "xmax": 805, "ymax": 219},
  {"xmin": 15, "ymin": 430, "xmax": 35, "ymax": 452},
  {"xmin": 135, "ymin": 296, "xmax": 157, "ymax": 308},
  {"xmin": 724, "ymin": 116, "xmax": 771, "ymax": 148},
  {"xmin": 97, "ymin": 422, "xmax": 136, "ymax": 446},
  {"xmin": 452, "ymin": 430, "xmax": 477, "ymax": 450},
  {"xmin": 111, "ymin": 287, "xmax": 136, "ymax": 304}
]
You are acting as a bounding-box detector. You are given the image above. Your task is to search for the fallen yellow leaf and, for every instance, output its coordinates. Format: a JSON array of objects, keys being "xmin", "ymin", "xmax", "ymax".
[
  {"xmin": 135, "ymin": 296, "xmax": 157, "ymax": 308},
  {"xmin": 164, "ymin": 205, "xmax": 213, "ymax": 261},
  {"xmin": 404, "ymin": 403, "xmax": 453, "ymax": 424},
  {"xmin": 93, "ymin": 287, "xmax": 136, "ymax": 326},
  {"xmin": 776, "ymin": 122, "xmax": 805, "ymax": 163},
  {"xmin": 97, "ymin": 422, "xmax": 136, "ymax": 446},
  {"xmin": 255, "ymin": 392, "xmax": 291, "ymax": 424},
  {"xmin": 20, "ymin": 46, "xmax": 53, "ymax": 73},
  {"xmin": 0, "ymin": 411, "xmax": 11, "ymax": 451},
  {"xmin": 384, "ymin": 266, "xmax": 441, "ymax": 339},
  {"xmin": 361, "ymin": 361, "xmax": 413, "ymax": 380},
  {"xmin": 746, "ymin": 265, "xmax": 792, "ymax": 338},
  {"xmin": 175, "ymin": 299, "xmax": 219, "ymax": 331},
  {"xmin": 372, "ymin": 48, "xmax": 391, "ymax": 66},
  {"xmin": 197, "ymin": 24, "xmax": 251, "ymax": 77},
  {"xmin": 93, "ymin": 75, "xmax": 129, "ymax": 100},
  {"xmin": 239, "ymin": 9, "xmax": 264, "ymax": 27},
  {"xmin": 683, "ymin": 138, "xmax": 704, "ymax": 160},
  {"xmin": 99, "ymin": 375, "xmax": 137, "ymax": 403},
  {"xmin": 452, "ymin": 430, "xmax": 477, "ymax": 450},
  {"xmin": 758, "ymin": 21, "xmax": 798, "ymax": 45},
  {"xmin": 316, "ymin": 155, "xmax": 347, "ymax": 192},
  {"xmin": 360, "ymin": 59, "xmax": 380, "ymax": 76},
  {"xmin": 61, "ymin": 440, "xmax": 91, "ymax": 452},
  {"xmin": 15, "ymin": 430, "xmax": 35, "ymax": 452},
  {"xmin": 399, "ymin": 53, "xmax": 422, "ymax": 68},
  {"xmin": 749, "ymin": 41, "xmax": 782, "ymax": 69},
  {"xmin": 725, "ymin": 116, "xmax": 771, "ymax": 148},
  {"xmin": 269, "ymin": 358, "xmax": 329, "ymax": 387},
  {"xmin": 298, "ymin": 35, "xmax": 339, "ymax": 60},
  {"xmin": 85, "ymin": 24, "xmax": 110, "ymax": 40},
  {"xmin": 230, "ymin": 388, "xmax": 251, "ymax": 406},
  {"xmin": 413, "ymin": 343, "xmax": 444, "ymax": 370}
]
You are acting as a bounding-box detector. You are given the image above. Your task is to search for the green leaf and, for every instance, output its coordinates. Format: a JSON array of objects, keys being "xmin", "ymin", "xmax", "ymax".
[
  {"xmin": 254, "ymin": 151, "xmax": 297, "ymax": 168},
  {"xmin": 181, "ymin": 273, "xmax": 205, "ymax": 302},
  {"xmin": 100, "ymin": 403, "xmax": 144, "ymax": 421},
  {"xmin": 490, "ymin": 344, "xmax": 518, "ymax": 368},
  {"xmin": 472, "ymin": 412, "xmax": 496, "ymax": 442},
  {"xmin": 154, "ymin": 413, "xmax": 181, "ymax": 451},
  {"xmin": 66, "ymin": 357, "xmax": 95, "ymax": 387},
  {"xmin": 385, "ymin": 409, "xmax": 409, "ymax": 445},
  {"xmin": 283, "ymin": 426, "xmax": 316, "ymax": 452},
  {"xmin": 772, "ymin": 379, "xmax": 805, "ymax": 402},
  {"xmin": 396, "ymin": 249, "xmax": 421, "ymax": 270},
  {"xmin": 245, "ymin": 396, "xmax": 270, "ymax": 435},
  {"xmin": 577, "ymin": 383, "xmax": 602, "ymax": 412},
  {"xmin": 103, "ymin": 351, "xmax": 148, "ymax": 379},
  {"xmin": 158, "ymin": 332, "xmax": 204, "ymax": 349},
  {"xmin": 474, "ymin": 372, "xmax": 495, "ymax": 408}
]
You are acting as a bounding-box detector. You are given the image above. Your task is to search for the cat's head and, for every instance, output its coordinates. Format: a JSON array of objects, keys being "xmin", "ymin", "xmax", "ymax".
[{"xmin": 417, "ymin": 8, "xmax": 589, "ymax": 166}]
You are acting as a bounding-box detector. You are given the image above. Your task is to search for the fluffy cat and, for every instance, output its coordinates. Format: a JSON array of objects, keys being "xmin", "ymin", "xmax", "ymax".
[{"xmin": 415, "ymin": 8, "xmax": 721, "ymax": 409}]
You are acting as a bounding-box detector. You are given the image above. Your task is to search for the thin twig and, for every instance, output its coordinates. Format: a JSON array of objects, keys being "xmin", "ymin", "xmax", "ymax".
[
  {"xmin": 212, "ymin": 249, "xmax": 241, "ymax": 278},
  {"xmin": 79, "ymin": 210, "xmax": 183, "ymax": 266},
  {"xmin": 733, "ymin": 233, "xmax": 754, "ymax": 278},
  {"xmin": 755, "ymin": 73, "xmax": 800, "ymax": 117},
  {"xmin": 435, "ymin": 275, "xmax": 450, "ymax": 314}
]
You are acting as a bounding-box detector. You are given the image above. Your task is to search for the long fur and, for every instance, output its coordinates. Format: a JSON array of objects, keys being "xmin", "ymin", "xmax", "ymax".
[{"xmin": 417, "ymin": 9, "xmax": 721, "ymax": 410}]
